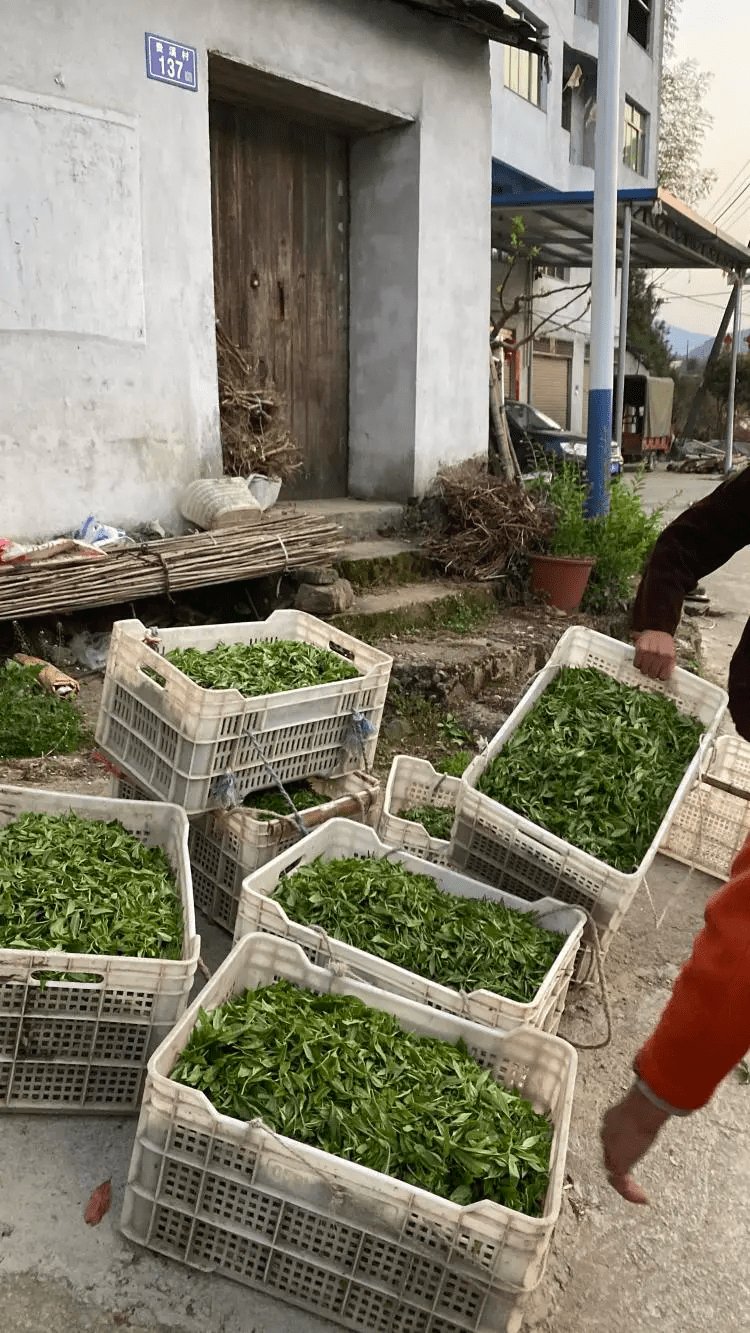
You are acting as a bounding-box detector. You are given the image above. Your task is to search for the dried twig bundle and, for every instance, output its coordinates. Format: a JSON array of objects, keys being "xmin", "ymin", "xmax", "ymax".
[
  {"xmin": 216, "ymin": 323, "xmax": 303, "ymax": 483},
  {"xmin": 426, "ymin": 460, "xmax": 555, "ymax": 580}
]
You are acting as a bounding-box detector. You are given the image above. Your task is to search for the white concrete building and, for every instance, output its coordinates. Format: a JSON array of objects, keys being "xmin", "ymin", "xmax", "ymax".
[
  {"xmin": 490, "ymin": 0, "xmax": 665, "ymax": 432},
  {"xmin": 0, "ymin": 0, "xmax": 538, "ymax": 541}
]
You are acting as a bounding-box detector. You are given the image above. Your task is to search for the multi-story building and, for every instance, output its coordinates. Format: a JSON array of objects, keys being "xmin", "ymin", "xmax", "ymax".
[{"xmin": 490, "ymin": 0, "xmax": 665, "ymax": 432}]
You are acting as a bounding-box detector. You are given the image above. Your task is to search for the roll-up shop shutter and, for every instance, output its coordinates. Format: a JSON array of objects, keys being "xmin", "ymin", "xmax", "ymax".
[{"xmin": 532, "ymin": 354, "xmax": 571, "ymax": 428}]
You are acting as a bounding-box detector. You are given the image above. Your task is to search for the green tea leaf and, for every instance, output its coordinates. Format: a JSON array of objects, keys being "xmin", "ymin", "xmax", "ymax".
[
  {"xmin": 170, "ymin": 981, "xmax": 553, "ymax": 1216},
  {"xmin": 0, "ymin": 662, "xmax": 91, "ymax": 759},
  {"xmin": 477, "ymin": 666, "xmax": 703, "ymax": 872},
  {"xmin": 273, "ymin": 856, "xmax": 564, "ymax": 1002},
  {"xmin": 0, "ymin": 812, "xmax": 183, "ymax": 958},
  {"xmin": 164, "ymin": 640, "xmax": 358, "ymax": 697}
]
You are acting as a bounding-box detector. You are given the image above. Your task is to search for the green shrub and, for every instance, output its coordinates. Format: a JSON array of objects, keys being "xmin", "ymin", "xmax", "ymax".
[{"xmin": 539, "ymin": 466, "xmax": 662, "ymax": 613}]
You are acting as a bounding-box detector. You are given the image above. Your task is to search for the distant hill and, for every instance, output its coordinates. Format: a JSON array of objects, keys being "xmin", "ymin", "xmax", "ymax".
[
  {"xmin": 668, "ymin": 326, "xmax": 750, "ymax": 363},
  {"xmin": 664, "ymin": 325, "xmax": 710, "ymax": 359}
]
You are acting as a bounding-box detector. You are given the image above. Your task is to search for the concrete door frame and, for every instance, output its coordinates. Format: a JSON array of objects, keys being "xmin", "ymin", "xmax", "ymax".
[{"xmin": 208, "ymin": 53, "xmax": 419, "ymax": 501}]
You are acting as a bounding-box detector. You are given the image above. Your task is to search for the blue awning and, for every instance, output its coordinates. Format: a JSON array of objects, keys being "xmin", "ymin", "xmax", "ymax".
[{"xmin": 491, "ymin": 166, "xmax": 750, "ymax": 272}]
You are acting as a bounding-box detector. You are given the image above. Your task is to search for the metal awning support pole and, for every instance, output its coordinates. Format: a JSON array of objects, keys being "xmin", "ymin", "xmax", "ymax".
[
  {"xmin": 725, "ymin": 275, "xmax": 744, "ymax": 474},
  {"xmin": 614, "ymin": 204, "xmax": 632, "ymax": 451},
  {"xmin": 586, "ymin": 0, "xmax": 622, "ymax": 516}
]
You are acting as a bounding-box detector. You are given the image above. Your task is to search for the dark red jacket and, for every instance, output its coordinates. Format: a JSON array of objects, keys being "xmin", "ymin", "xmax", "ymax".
[{"xmin": 632, "ymin": 467, "xmax": 750, "ymax": 740}]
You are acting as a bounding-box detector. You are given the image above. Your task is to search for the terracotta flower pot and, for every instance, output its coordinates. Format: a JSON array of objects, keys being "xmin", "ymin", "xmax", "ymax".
[{"xmin": 529, "ymin": 553, "xmax": 596, "ymax": 612}]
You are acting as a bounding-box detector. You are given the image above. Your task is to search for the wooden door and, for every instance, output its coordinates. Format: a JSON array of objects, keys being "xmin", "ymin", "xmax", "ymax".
[{"xmin": 209, "ymin": 99, "xmax": 349, "ymax": 498}]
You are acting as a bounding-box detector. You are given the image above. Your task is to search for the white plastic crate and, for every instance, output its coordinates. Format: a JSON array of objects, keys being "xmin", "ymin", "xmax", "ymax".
[
  {"xmin": 660, "ymin": 734, "xmax": 750, "ymax": 881},
  {"xmin": 121, "ymin": 932, "xmax": 577, "ymax": 1333},
  {"xmin": 95, "ymin": 612, "xmax": 392, "ymax": 813},
  {"xmin": 0, "ymin": 786, "xmax": 199, "ymax": 1113},
  {"xmin": 110, "ymin": 768, "xmax": 381, "ymax": 935},
  {"xmin": 452, "ymin": 627, "xmax": 727, "ymax": 950},
  {"xmin": 235, "ymin": 820, "xmax": 585, "ymax": 1035},
  {"xmin": 379, "ymin": 756, "xmax": 460, "ymax": 865},
  {"xmin": 188, "ymin": 774, "xmax": 381, "ymax": 934}
]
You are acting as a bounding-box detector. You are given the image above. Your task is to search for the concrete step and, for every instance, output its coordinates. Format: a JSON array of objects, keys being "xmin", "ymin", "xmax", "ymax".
[
  {"xmin": 333, "ymin": 580, "xmax": 499, "ymax": 642},
  {"xmin": 350, "ymin": 581, "xmax": 468, "ymax": 616},
  {"xmin": 291, "ymin": 498, "xmax": 406, "ymax": 541}
]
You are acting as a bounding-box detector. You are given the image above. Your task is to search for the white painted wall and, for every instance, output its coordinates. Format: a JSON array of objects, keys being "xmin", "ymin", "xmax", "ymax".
[
  {"xmin": 0, "ymin": 0, "xmax": 491, "ymax": 539},
  {"xmin": 491, "ymin": 0, "xmax": 664, "ymax": 193}
]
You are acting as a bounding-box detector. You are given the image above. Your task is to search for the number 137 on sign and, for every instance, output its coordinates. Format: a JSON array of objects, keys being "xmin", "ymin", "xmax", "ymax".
[{"xmin": 145, "ymin": 34, "xmax": 198, "ymax": 91}]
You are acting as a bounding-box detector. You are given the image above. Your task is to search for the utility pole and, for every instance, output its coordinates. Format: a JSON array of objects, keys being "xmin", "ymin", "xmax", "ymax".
[
  {"xmin": 725, "ymin": 275, "xmax": 744, "ymax": 474},
  {"xmin": 586, "ymin": 0, "xmax": 622, "ymax": 516},
  {"xmin": 613, "ymin": 204, "xmax": 632, "ymax": 453}
]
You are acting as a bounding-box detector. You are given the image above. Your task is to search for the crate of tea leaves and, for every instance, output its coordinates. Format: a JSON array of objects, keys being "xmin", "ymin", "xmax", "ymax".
[
  {"xmin": 452, "ymin": 626, "xmax": 727, "ymax": 971},
  {"xmin": 379, "ymin": 755, "xmax": 461, "ymax": 864},
  {"xmin": 96, "ymin": 612, "xmax": 392, "ymax": 813},
  {"xmin": 121, "ymin": 932, "xmax": 577, "ymax": 1333},
  {"xmin": 0, "ymin": 786, "xmax": 198, "ymax": 1113},
  {"xmin": 235, "ymin": 820, "xmax": 585, "ymax": 1034}
]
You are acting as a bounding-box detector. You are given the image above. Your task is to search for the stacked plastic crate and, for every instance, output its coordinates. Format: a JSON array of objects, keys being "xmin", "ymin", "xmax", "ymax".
[
  {"xmin": 99, "ymin": 616, "xmax": 588, "ymax": 1330},
  {"xmin": 0, "ymin": 785, "xmax": 199, "ymax": 1113},
  {"xmin": 97, "ymin": 610, "xmax": 390, "ymax": 933}
]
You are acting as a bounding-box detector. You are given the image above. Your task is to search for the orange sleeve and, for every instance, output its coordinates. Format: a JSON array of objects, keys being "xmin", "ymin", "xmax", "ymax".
[{"xmin": 635, "ymin": 835, "xmax": 750, "ymax": 1111}]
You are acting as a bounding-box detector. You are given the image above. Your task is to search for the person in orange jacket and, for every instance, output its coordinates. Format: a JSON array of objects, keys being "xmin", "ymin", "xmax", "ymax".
[{"xmin": 600, "ymin": 467, "xmax": 750, "ymax": 1204}]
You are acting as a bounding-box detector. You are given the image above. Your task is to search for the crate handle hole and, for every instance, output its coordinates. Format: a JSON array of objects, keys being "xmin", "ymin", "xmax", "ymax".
[
  {"xmin": 328, "ymin": 640, "xmax": 355, "ymax": 662},
  {"xmin": 279, "ymin": 856, "xmax": 305, "ymax": 878},
  {"xmin": 140, "ymin": 666, "xmax": 167, "ymax": 689},
  {"xmin": 32, "ymin": 969, "xmax": 105, "ymax": 987}
]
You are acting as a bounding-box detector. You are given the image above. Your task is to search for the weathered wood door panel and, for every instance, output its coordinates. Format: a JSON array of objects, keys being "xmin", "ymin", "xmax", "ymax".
[{"xmin": 209, "ymin": 99, "xmax": 349, "ymax": 498}]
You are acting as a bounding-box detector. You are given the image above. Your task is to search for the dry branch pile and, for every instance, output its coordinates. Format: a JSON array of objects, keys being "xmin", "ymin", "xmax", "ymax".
[
  {"xmin": 426, "ymin": 460, "xmax": 554, "ymax": 580},
  {"xmin": 216, "ymin": 323, "xmax": 303, "ymax": 483}
]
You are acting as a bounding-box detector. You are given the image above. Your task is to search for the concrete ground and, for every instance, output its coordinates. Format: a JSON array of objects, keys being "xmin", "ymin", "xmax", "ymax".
[{"xmin": 3, "ymin": 465, "xmax": 750, "ymax": 1332}]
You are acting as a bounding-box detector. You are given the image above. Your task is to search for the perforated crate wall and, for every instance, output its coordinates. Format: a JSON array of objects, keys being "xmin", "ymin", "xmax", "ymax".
[
  {"xmin": 188, "ymin": 774, "xmax": 380, "ymax": 934},
  {"xmin": 379, "ymin": 756, "xmax": 460, "ymax": 865},
  {"xmin": 660, "ymin": 734, "xmax": 750, "ymax": 881},
  {"xmin": 0, "ymin": 786, "xmax": 199, "ymax": 1113},
  {"xmin": 452, "ymin": 627, "xmax": 727, "ymax": 965},
  {"xmin": 235, "ymin": 820, "xmax": 585, "ymax": 1035},
  {"xmin": 96, "ymin": 613, "xmax": 392, "ymax": 813},
  {"xmin": 122, "ymin": 933, "xmax": 577, "ymax": 1333}
]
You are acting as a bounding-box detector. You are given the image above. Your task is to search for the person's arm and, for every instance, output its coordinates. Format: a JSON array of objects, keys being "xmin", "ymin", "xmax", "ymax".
[
  {"xmin": 601, "ymin": 834, "xmax": 750, "ymax": 1203},
  {"xmin": 632, "ymin": 468, "xmax": 750, "ymax": 681},
  {"xmin": 633, "ymin": 467, "xmax": 750, "ymax": 638}
]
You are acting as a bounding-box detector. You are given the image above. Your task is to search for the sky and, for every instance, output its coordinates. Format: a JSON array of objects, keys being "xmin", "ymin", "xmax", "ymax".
[{"xmin": 657, "ymin": 0, "xmax": 750, "ymax": 338}]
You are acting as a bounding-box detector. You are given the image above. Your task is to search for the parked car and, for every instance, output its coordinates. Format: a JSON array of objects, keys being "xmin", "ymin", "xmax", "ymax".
[{"xmin": 505, "ymin": 400, "xmax": 623, "ymax": 476}]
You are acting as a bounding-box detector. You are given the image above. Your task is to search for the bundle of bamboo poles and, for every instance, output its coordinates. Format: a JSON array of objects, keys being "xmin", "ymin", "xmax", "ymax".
[{"xmin": 0, "ymin": 514, "xmax": 343, "ymax": 621}]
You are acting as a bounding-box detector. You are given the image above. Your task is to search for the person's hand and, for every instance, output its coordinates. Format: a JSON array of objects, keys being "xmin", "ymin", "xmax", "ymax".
[
  {"xmin": 633, "ymin": 630, "xmax": 676, "ymax": 681},
  {"xmin": 600, "ymin": 1085, "xmax": 670, "ymax": 1205}
]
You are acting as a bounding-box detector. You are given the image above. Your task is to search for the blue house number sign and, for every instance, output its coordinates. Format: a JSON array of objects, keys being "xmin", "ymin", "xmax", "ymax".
[{"xmin": 145, "ymin": 33, "xmax": 197, "ymax": 90}]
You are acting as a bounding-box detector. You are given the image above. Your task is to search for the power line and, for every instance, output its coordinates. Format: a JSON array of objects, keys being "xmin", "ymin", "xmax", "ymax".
[
  {"xmin": 714, "ymin": 177, "xmax": 750, "ymax": 226},
  {"xmin": 715, "ymin": 195, "xmax": 750, "ymax": 236},
  {"xmin": 708, "ymin": 158, "xmax": 750, "ymax": 217}
]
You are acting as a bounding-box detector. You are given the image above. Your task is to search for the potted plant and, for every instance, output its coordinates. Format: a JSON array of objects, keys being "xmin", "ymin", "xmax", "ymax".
[
  {"xmin": 528, "ymin": 465, "xmax": 596, "ymax": 611},
  {"xmin": 528, "ymin": 465, "xmax": 662, "ymax": 613}
]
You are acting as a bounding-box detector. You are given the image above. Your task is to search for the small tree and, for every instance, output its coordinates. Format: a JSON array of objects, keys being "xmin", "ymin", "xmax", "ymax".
[
  {"xmin": 626, "ymin": 270, "xmax": 674, "ymax": 376},
  {"xmin": 492, "ymin": 216, "xmax": 591, "ymax": 352},
  {"xmin": 658, "ymin": 0, "xmax": 717, "ymax": 207},
  {"xmin": 703, "ymin": 352, "xmax": 750, "ymax": 436},
  {"xmin": 658, "ymin": 60, "xmax": 717, "ymax": 206}
]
